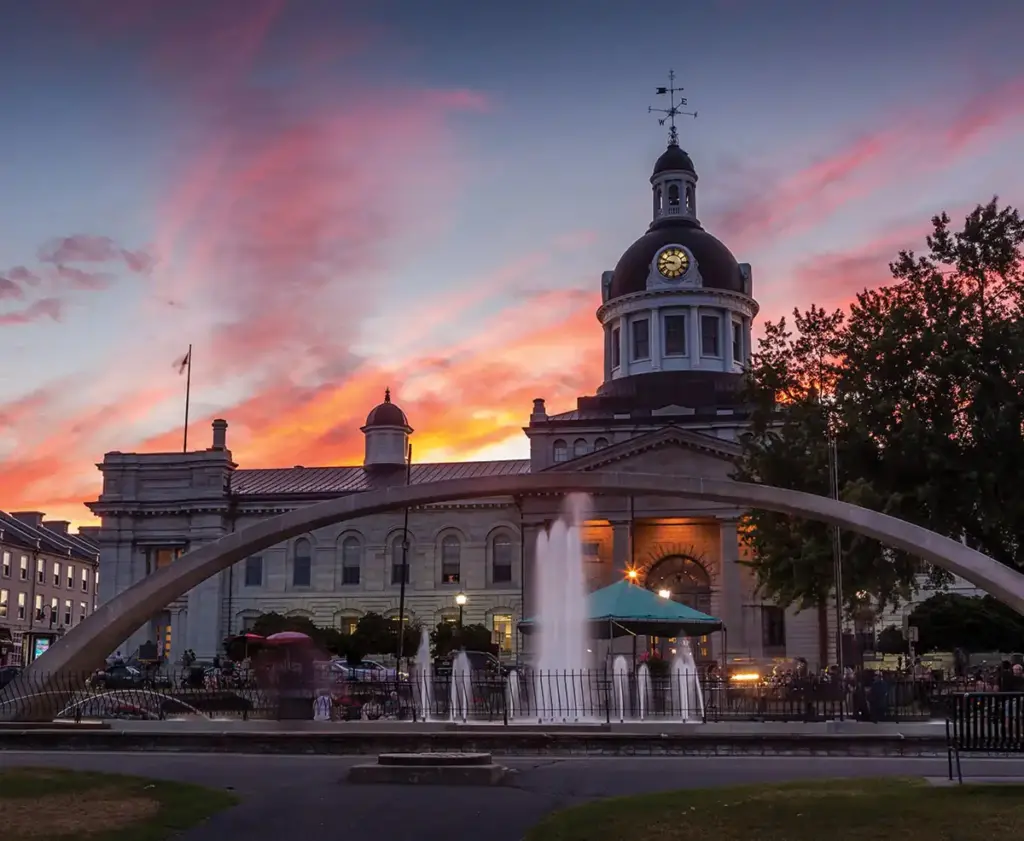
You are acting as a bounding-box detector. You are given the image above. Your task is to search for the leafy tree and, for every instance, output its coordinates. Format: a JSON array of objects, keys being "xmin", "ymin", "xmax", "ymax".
[
  {"xmin": 875, "ymin": 625, "xmax": 908, "ymax": 655},
  {"xmin": 909, "ymin": 593, "xmax": 1024, "ymax": 653},
  {"xmin": 738, "ymin": 199, "xmax": 1024, "ymax": 614},
  {"xmin": 429, "ymin": 622, "xmax": 497, "ymax": 659}
]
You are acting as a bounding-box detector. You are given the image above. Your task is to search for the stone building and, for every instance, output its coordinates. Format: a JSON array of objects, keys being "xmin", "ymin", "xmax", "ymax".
[
  {"xmin": 86, "ymin": 135, "xmax": 835, "ymax": 668},
  {"xmin": 0, "ymin": 511, "xmax": 100, "ymax": 666}
]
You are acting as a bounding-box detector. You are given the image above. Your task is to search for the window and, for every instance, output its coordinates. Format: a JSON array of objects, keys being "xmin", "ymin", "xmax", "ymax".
[
  {"xmin": 149, "ymin": 548, "xmax": 180, "ymax": 573},
  {"xmin": 36, "ymin": 558, "xmax": 44, "ymax": 584},
  {"xmin": 292, "ymin": 539, "xmax": 311, "ymax": 587},
  {"xmin": 573, "ymin": 438, "xmax": 589, "ymax": 458},
  {"xmin": 339, "ymin": 616, "xmax": 358, "ymax": 636},
  {"xmin": 611, "ymin": 327, "xmax": 621, "ymax": 368},
  {"xmin": 0, "ymin": 589, "xmax": 7, "ymax": 617},
  {"xmin": 441, "ymin": 535, "xmax": 461, "ymax": 584},
  {"xmin": 631, "ymin": 318, "xmax": 650, "ymax": 360},
  {"xmin": 732, "ymin": 321, "xmax": 743, "ymax": 362},
  {"xmin": 34, "ymin": 594, "xmax": 42, "ymax": 617},
  {"xmin": 685, "ymin": 186, "xmax": 694, "ymax": 211},
  {"xmin": 668, "ymin": 183, "xmax": 680, "ymax": 207},
  {"xmin": 552, "ymin": 440, "xmax": 568, "ymax": 463},
  {"xmin": 594, "ymin": 437, "xmax": 610, "ymax": 450},
  {"xmin": 81, "ymin": 568, "xmax": 89, "ymax": 592},
  {"xmin": 341, "ymin": 538, "xmax": 361, "ymax": 586},
  {"xmin": 664, "ymin": 314, "xmax": 687, "ymax": 356},
  {"xmin": 52, "ymin": 562, "xmax": 60, "ymax": 586},
  {"xmin": 493, "ymin": 614, "xmax": 513, "ymax": 655},
  {"xmin": 79, "ymin": 602, "xmax": 87, "ymax": 623},
  {"xmin": 63, "ymin": 599, "xmax": 72, "ymax": 627},
  {"xmin": 582, "ymin": 542, "xmax": 601, "ymax": 562},
  {"xmin": 391, "ymin": 539, "xmax": 410, "ymax": 585},
  {"xmin": 17, "ymin": 592, "xmax": 26, "ymax": 620},
  {"xmin": 762, "ymin": 606, "xmax": 787, "ymax": 650},
  {"xmin": 492, "ymin": 535, "xmax": 513, "ymax": 583},
  {"xmin": 19, "ymin": 555, "xmax": 28, "ymax": 581},
  {"xmin": 67, "ymin": 564, "xmax": 75, "ymax": 589},
  {"xmin": 700, "ymin": 313, "xmax": 720, "ymax": 356},
  {"xmin": 1, "ymin": 551, "xmax": 9, "ymax": 577},
  {"xmin": 244, "ymin": 556, "xmax": 263, "ymax": 587},
  {"xmin": 50, "ymin": 597, "xmax": 58, "ymax": 624}
]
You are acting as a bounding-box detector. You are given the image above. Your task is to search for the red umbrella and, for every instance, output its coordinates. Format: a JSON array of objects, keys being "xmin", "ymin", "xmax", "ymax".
[{"xmin": 265, "ymin": 631, "xmax": 312, "ymax": 645}]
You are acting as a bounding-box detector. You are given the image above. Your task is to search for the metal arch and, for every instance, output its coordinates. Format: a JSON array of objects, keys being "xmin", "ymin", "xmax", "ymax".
[{"xmin": 7, "ymin": 471, "xmax": 1024, "ymax": 720}]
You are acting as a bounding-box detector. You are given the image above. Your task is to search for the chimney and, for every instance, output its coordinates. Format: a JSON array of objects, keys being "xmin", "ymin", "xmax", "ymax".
[
  {"xmin": 44, "ymin": 520, "xmax": 70, "ymax": 535},
  {"xmin": 530, "ymin": 398, "xmax": 548, "ymax": 423},
  {"xmin": 211, "ymin": 419, "xmax": 228, "ymax": 450},
  {"xmin": 11, "ymin": 511, "xmax": 44, "ymax": 529}
]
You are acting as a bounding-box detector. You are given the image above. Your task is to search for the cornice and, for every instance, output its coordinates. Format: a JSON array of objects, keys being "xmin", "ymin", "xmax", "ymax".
[{"xmin": 596, "ymin": 286, "xmax": 759, "ymax": 323}]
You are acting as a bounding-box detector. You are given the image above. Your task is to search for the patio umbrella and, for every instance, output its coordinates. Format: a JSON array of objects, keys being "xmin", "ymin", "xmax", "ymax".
[{"xmin": 265, "ymin": 631, "xmax": 312, "ymax": 645}]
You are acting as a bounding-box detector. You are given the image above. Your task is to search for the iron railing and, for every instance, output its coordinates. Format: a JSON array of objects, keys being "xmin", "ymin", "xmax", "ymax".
[{"xmin": 0, "ymin": 667, "xmax": 979, "ymax": 724}]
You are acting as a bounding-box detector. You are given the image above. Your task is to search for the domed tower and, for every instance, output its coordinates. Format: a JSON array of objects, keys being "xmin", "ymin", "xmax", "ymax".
[
  {"xmin": 361, "ymin": 388, "xmax": 412, "ymax": 468},
  {"xmin": 592, "ymin": 74, "xmax": 757, "ymax": 411}
]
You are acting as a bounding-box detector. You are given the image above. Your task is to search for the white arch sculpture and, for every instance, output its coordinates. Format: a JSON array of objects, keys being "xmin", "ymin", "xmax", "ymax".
[{"xmin": 6, "ymin": 472, "xmax": 1024, "ymax": 720}]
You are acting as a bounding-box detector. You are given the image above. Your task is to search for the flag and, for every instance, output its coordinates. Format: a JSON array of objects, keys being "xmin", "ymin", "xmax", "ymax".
[{"xmin": 175, "ymin": 349, "xmax": 191, "ymax": 375}]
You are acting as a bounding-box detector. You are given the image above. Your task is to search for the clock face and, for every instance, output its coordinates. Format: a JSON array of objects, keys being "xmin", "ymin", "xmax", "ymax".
[{"xmin": 657, "ymin": 247, "xmax": 689, "ymax": 279}]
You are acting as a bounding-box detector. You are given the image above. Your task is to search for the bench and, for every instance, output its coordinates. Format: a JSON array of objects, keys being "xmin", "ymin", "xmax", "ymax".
[{"xmin": 946, "ymin": 692, "xmax": 1024, "ymax": 782}]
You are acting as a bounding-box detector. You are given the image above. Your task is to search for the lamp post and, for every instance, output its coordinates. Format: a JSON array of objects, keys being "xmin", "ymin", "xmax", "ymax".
[{"xmin": 455, "ymin": 592, "xmax": 467, "ymax": 628}]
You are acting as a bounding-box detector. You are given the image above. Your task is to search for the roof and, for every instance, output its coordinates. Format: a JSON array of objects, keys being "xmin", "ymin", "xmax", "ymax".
[
  {"xmin": 521, "ymin": 579, "xmax": 722, "ymax": 638},
  {"xmin": 0, "ymin": 511, "xmax": 98, "ymax": 563},
  {"xmin": 607, "ymin": 218, "xmax": 746, "ymax": 300},
  {"xmin": 652, "ymin": 143, "xmax": 696, "ymax": 177},
  {"xmin": 231, "ymin": 459, "xmax": 531, "ymax": 496}
]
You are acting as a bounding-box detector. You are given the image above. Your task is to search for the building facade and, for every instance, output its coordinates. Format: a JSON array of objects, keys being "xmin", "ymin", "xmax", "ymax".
[
  {"xmin": 87, "ymin": 137, "xmax": 840, "ymax": 668},
  {"xmin": 0, "ymin": 511, "xmax": 100, "ymax": 666}
]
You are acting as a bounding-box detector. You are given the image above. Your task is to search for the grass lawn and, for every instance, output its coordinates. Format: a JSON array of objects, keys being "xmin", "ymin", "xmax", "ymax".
[
  {"xmin": 525, "ymin": 778, "xmax": 1024, "ymax": 841},
  {"xmin": 0, "ymin": 767, "xmax": 239, "ymax": 841}
]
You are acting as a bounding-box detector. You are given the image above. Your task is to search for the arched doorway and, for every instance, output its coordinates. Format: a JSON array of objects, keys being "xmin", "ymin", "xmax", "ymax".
[{"xmin": 645, "ymin": 555, "xmax": 713, "ymax": 661}]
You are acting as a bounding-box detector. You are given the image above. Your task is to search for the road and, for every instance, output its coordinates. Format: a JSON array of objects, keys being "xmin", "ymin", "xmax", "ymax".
[{"xmin": 1, "ymin": 752, "xmax": 1021, "ymax": 841}]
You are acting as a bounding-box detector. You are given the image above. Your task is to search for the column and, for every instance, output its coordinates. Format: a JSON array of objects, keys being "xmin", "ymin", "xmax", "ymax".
[
  {"xmin": 648, "ymin": 308, "xmax": 661, "ymax": 370},
  {"xmin": 689, "ymin": 306, "xmax": 701, "ymax": 367},
  {"xmin": 718, "ymin": 519, "xmax": 744, "ymax": 659},
  {"xmin": 618, "ymin": 318, "xmax": 629, "ymax": 374},
  {"xmin": 610, "ymin": 520, "xmax": 632, "ymax": 582}
]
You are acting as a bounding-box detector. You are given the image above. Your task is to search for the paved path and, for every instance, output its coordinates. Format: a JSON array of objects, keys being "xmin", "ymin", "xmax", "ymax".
[{"xmin": 2, "ymin": 752, "xmax": 1022, "ymax": 841}]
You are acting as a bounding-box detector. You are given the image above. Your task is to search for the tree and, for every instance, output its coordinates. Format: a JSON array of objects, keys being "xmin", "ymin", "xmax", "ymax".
[
  {"xmin": 738, "ymin": 199, "xmax": 1024, "ymax": 614},
  {"xmin": 429, "ymin": 622, "xmax": 498, "ymax": 660},
  {"xmin": 909, "ymin": 593, "xmax": 1024, "ymax": 653},
  {"xmin": 875, "ymin": 625, "xmax": 908, "ymax": 655}
]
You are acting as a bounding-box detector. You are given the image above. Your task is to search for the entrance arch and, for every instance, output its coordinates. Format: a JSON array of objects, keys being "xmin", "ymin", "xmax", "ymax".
[
  {"xmin": 645, "ymin": 555, "xmax": 713, "ymax": 616},
  {"xmin": 9, "ymin": 471, "xmax": 1024, "ymax": 718}
]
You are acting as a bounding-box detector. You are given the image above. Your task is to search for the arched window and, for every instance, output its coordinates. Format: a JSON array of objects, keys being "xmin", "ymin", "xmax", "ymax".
[
  {"xmin": 292, "ymin": 538, "xmax": 312, "ymax": 587},
  {"xmin": 391, "ymin": 537, "xmax": 410, "ymax": 585},
  {"xmin": 492, "ymin": 534, "xmax": 513, "ymax": 583},
  {"xmin": 594, "ymin": 437, "xmax": 610, "ymax": 450},
  {"xmin": 654, "ymin": 186, "xmax": 663, "ymax": 215},
  {"xmin": 552, "ymin": 439, "xmax": 568, "ymax": 463},
  {"xmin": 645, "ymin": 555, "xmax": 712, "ymax": 616},
  {"xmin": 685, "ymin": 186, "xmax": 694, "ymax": 212},
  {"xmin": 441, "ymin": 534, "xmax": 461, "ymax": 584},
  {"xmin": 668, "ymin": 183, "xmax": 680, "ymax": 207},
  {"xmin": 341, "ymin": 537, "xmax": 361, "ymax": 586},
  {"xmin": 573, "ymin": 438, "xmax": 589, "ymax": 458}
]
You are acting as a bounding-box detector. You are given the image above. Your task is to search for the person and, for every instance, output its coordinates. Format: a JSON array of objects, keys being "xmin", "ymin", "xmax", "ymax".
[{"xmin": 313, "ymin": 690, "xmax": 332, "ymax": 722}]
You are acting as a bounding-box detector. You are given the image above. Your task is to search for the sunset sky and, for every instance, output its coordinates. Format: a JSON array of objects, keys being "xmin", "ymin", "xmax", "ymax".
[{"xmin": 2, "ymin": 0, "xmax": 1023, "ymax": 527}]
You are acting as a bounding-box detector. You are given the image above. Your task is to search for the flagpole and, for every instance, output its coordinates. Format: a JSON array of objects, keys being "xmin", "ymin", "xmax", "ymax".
[{"xmin": 182, "ymin": 344, "xmax": 193, "ymax": 453}]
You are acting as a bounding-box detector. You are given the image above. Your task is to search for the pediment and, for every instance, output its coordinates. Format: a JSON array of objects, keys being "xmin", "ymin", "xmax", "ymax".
[{"xmin": 544, "ymin": 426, "xmax": 741, "ymax": 478}]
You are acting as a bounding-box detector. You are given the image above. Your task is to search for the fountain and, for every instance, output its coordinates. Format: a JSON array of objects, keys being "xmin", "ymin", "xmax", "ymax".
[
  {"xmin": 637, "ymin": 662, "xmax": 651, "ymax": 720},
  {"xmin": 669, "ymin": 638, "xmax": 705, "ymax": 722},
  {"xmin": 532, "ymin": 493, "xmax": 593, "ymax": 722},
  {"xmin": 414, "ymin": 632, "xmax": 433, "ymax": 721},
  {"xmin": 449, "ymin": 650, "xmax": 472, "ymax": 722},
  {"xmin": 612, "ymin": 655, "xmax": 629, "ymax": 722},
  {"xmin": 505, "ymin": 669, "xmax": 521, "ymax": 720}
]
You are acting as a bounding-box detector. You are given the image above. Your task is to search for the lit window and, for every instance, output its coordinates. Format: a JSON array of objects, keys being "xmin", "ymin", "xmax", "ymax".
[
  {"xmin": 341, "ymin": 538, "xmax": 361, "ymax": 586},
  {"xmin": 36, "ymin": 558, "xmax": 44, "ymax": 584},
  {"xmin": 79, "ymin": 602, "xmax": 87, "ymax": 623},
  {"xmin": 17, "ymin": 592, "xmax": 26, "ymax": 620},
  {"xmin": 81, "ymin": 568, "xmax": 89, "ymax": 592},
  {"xmin": 67, "ymin": 564, "xmax": 74, "ymax": 589},
  {"xmin": 493, "ymin": 614, "xmax": 514, "ymax": 654},
  {"xmin": 1, "ymin": 551, "xmax": 9, "ymax": 577},
  {"xmin": 52, "ymin": 562, "xmax": 60, "ymax": 586},
  {"xmin": 34, "ymin": 594, "xmax": 42, "ymax": 616},
  {"xmin": 0, "ymin": 589, "xmax": 7, "ymax": 617},
  {"xmin": 63, "ymin": 600, "xmax": 72, "ymax": 626},
  {"xmin": 19, "ymin": 555, "xmax": 28, "ymax": 581},
  {"xmin": 441, "ymin": 535, "xmax": 461, "ymax": 584}
]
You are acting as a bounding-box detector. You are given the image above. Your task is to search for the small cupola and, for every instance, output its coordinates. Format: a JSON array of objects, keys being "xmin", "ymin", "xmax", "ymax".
[{"xmin": 361, "ymin": 388, "xmax": 412, "ymax": 468}]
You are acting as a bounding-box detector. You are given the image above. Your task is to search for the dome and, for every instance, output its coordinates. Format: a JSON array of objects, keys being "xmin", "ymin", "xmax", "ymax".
[
  {"xmin": 607, "ymin": 218, "xmax": 746, "ymax": 300},
  {"xmin": 652, "ymin": 143, "xmax": 695, "ymax": 177},
  {"xmin": 364, "ymin": 388, "xmax": 409, "ymax": 428}
]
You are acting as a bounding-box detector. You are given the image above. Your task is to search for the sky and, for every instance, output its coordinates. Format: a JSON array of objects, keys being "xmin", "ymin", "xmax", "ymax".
[{"xmin": 1, "ymin": 0, "xmax": 1023, "ymax": 527}]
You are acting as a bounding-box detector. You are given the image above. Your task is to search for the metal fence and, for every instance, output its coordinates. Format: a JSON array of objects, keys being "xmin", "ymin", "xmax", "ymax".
[{"xmin": 0, "ymin": 667, "xmax": 978, "ymax": 723}]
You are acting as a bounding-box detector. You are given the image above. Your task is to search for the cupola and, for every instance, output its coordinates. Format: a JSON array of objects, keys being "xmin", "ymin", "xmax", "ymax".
[{"xmin": 361, "ymin": 388, "xmax": 412, "ymax": 468}]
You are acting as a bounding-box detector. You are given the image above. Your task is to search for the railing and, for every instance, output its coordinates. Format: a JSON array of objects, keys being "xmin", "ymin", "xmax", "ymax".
[
  {"xmin": 0, "ymin": 668, "xmax": 979, "ymax": 724},
  {"xmin": 946, "ymin": 691, "xmax": 1024, "ymax": 782}
]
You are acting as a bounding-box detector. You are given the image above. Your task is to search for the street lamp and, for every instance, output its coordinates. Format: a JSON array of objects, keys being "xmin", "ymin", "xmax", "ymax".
[{"xmin": 455, "ymin": 591, "xmax": 467, "ymax": 627}]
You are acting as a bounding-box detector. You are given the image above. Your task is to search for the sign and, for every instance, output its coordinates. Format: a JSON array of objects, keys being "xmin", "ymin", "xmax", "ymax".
[
  {"xmin": 908, "ymin": 626, "xmax": 919, "ymax": 643},
  {"xmin": 32, "ymin": 636, "xmax": 53, "ymax": 660}
]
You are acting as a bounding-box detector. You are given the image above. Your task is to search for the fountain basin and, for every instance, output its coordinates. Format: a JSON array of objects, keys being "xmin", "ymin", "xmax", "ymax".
[{"xmin": 347, "ymin": 751, "xmax": 509, "ymax": 785}]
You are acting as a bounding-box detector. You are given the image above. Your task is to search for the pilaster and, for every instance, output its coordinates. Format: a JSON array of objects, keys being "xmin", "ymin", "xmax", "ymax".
[{"xmin": 718, "ymin": 519, "xmax": 744, "ymax": 658}]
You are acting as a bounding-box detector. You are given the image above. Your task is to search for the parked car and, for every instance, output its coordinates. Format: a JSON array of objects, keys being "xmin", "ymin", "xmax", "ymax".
[
  {"xmin": 435, "ymin": 650, "xmax": 508, "ymax": 677},
  {"xmin": 331, "ymin": 660, "xmax": 407, "ymax": 682},
  {"xmin": 88, "ymin": 664, "xmax": 172, "ymax": 691}
]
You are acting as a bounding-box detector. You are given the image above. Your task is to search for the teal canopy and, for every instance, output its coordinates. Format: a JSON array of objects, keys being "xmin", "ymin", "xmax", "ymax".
[{"xmin": 518, "ymin": 579, "xmax": 723, "ymax": 639}]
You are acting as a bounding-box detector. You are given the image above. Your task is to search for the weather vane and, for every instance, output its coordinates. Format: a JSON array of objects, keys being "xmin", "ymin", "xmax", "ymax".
[{"xmin": 649, "ymin": 70, "xmax": 696, "ymax": 146}]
